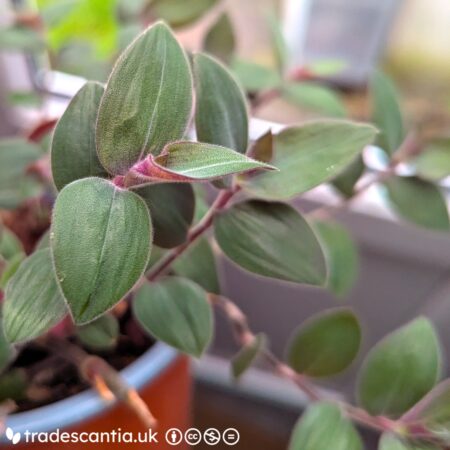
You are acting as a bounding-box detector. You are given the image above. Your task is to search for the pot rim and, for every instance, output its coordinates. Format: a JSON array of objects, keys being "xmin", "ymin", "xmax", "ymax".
[{"xmin": 4, "ymin": 342, "xmax": 178, "ymax": 435}]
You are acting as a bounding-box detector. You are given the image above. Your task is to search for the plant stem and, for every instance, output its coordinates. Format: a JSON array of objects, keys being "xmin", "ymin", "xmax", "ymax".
[
  {"xmin": 208, "ymin": 293, "xmax": 322, "ymax": 401},
  {"xmin": 146, "ymin": 187, "xmax": 238, "ymax": 281},
  {"xmin": 209, "ymin": 293, "xmax": 402, "ymax": 436}
]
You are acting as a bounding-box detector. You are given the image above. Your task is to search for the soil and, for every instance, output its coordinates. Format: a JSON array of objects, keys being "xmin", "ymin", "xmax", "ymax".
[
  {"xmin": 9, "ymin": 308, "xmax": 155, "ymax": 413},
  {"xmin": 0, "ymin": 198, "xmax": 52, "ymax": 254}
]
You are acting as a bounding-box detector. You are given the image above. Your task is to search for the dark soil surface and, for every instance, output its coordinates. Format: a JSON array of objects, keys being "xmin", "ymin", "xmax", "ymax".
[{"xmin": 10, "ymin": 308, "xmax": 154, "ymax": 412}]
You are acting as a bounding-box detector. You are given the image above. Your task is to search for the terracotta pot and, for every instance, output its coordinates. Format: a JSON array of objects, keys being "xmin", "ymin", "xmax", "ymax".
[{"xmin": 2, "ymin": 344, "xmax": 191, "ymax": 448}]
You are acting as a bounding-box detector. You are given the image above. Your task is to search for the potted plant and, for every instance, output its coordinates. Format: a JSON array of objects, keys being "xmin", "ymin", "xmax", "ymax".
[{"xmin": 0, "ymin": 15, "xmax": 450, "ymax": 450}]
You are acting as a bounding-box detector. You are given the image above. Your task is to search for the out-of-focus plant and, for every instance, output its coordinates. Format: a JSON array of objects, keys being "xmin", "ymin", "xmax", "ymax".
[
  {"xmin": 0, "ymin": 13, "xmax": 450, "ymax": 450},
  {"xmin": 204, "ymin": 11, "xmax": 349, "ymax": 118},
  {"xmin": 0, "ymin": 0, "xmax": 222, "ymax": 81}
]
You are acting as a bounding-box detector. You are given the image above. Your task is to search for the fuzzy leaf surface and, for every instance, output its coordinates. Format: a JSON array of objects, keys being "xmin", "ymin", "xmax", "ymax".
[
  {"xmin": 383, "ymin": 176, "xmax": 449, "ymax": 231},
  {"xmin": 371, "ymin": 71, "xmax": 404, "ymax": 155},
  {"xmin": 287, "ymin": 309, "xmax": 361, "ymax": 377},
  {"xmin": 358, "ymin": 318, "xmax": 441, "ymax": 417},
  {"xmin": 242, "ymin": 121, "xmax": 377, "ymax": 200},
  {"xmin": 133, "ymin": 277, "xmax": 213, "ymax": 357},
  {"xmin": 214, "ymin": 200, "xmax": 327, "ymax": 286},
  {"xmin": 96, "ymin": 22, "xmax": 192, "ymax": 174},
  {"xmin": 52, "ymin": 81, "xmax": 107, "ymax": 190},
  {"xmin": 332, "ymin": 155, "xmax": 365, "ymax": 198},
  {"xmin": 77, "ymin": 313, "xmax": 119, "ymax": 351},
  {"xmin": 133, "ymin": 142, "xmax": 275, "ymax": 183},
  {"xmin": 51, "ymin": 177, "xmax": 152, "ymax": 324},
  {"xmin": 3, "ymin": 249, "xmax": 67, "ymax": 343},
  {"xmin": 136, "ymin": 183, "xmax": 194, "ymax": 248},
  {"xmin": 402, "ymin": 380, "xmax": 450, "ymax": 434},
  {"xmin": 203, "ymin": 13, "xmax": 235, "ymax": 64},
  {"xmin": 412, "ymin": 139, "xmax": 450, "ymax": 181},
  {"xmin": 289, "ymin": 402, "xmax": 362, "ymax": 450},
  {"xmin": 313, "ymin": 220, "xmax": 359, "ymax": 297},
  {"xmin": 173, "ymin": 237, "xmax": 220, "ymax": 294},
  {"xmin": 0, "ymin": 227, "xmax": 23, "ymax": 261},
  {"xmin": 194, "ymin": 53, "xmax": 248, "ymax": 154}
]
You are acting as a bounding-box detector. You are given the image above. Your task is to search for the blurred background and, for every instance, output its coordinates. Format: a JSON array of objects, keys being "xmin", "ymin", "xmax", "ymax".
[{"xmin": 0, "ymin": 0, "xmax": 450, "ymax": 449}]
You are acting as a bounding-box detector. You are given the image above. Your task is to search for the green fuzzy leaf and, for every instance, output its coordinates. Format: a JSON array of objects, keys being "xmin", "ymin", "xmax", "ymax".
[
  {"xmin": 0, "ymin": 138, "xmax": 42, "ymax": 209},
  {"xmin": 137, "ymin": 142, "xmax": 275, "ymax": 182},
  {"xmin": 412, "ymin": 139, "xmax": 450, "ymax": 181},
  {"xmin": 194, "ymin": 53, "xmax": 249, "ymax": 154},
  {"xmin": 282, "ymin": 82, "xmax": 347, "ymax": 117},
  {"xmin": 248, "ymin": 131, "xmax": 273, "ymax": 164},
  {"xmin": 36, "ymin": 230, "xmax": 50, "ymax": 250},
  {"xmin": 332, "ymin": 155, "xmax": 365, "ymax": 198},
  {"xmin": 378, "ymin": 434, "xmax": 407, "ymax": 450},
  {"xmin": 402, "ymin": 379, "xmax": 450, "ymax": 433},
  {"xmin": 203, "ymin": 13, "xmax": 235, "ymax": 64},
  {"xmin": 77, "ymin": 313, "xmax": 119, "ymax": 351},
  {"xmin": 133, "ymin": 277, "xmax": 213, "ymax": 357},
  {"xmin": 136, "ymin": 183, "xmax": 194, "ymax": 248},
  {"xmin": 379, "ymin": 433, "xmax": 438, "ymax": 450},
  {"xmin": 287, "ymin": 309, "xmax": 361, "ymax": 377},
  {"xmin": 51, "ymin": 81, "xmax": 108, "ymax": 190},
  {"xmin": 51, "ymin": 177, "xmax": 152, "ymax": 324},
  {"xmin": 0, "ymin": 227, "xmax": 23, "ymax": 261},
  {"xmin": 371, "ymin": 71, "xmax": 404, "ymax": 156},
  {"xmin": 192, "ymin": 184, "xmax": 209, "ymax": 224},
  {"xmin": 383, "ymin": 176, "xmax": 449, "ymax": 231},
  {"xmin": 231, "ymin": 59, "xmax": 282, "ymax": 92},
  {"xmin": 0, "ymin": 320, "xmax": 13, "ymax": 372},
  {"xmin": 0, "ymin": 252, "xmax": 25, "ymax": 290},
  {"xmin": 313, "ymin": 220, "xmax": 359, "ymax": 297},
  {"xmin": 173, "ymin": 238, "xmax": 220, "ymax": 294},
  {"xmin": 358, "ymin": 317, "xmax": 441, "ymax": 417},
  {"xmin": 3, "ymin": 249, "xmax": 67, "ymax": 343},
  {"xmin": 214, "ymin": 200, "xmax": 327, "ymax": 286},
  {"xmin": 289, "ymin": 402, "xmax": 362, "ymax": 450},
  {"xmin": 232, "ymin": 333, "xmax": 266, "ymax": 379},
  {"xmin": 96, "ymin": 22, "xmax": 193, "ymax": 175},
  {"xmin": 242, "ymin": 120, "xmax": 377, "ymax": 200},
  {"xmin": 148, "ymin": 0, "xmax": 219, "ymax": 27}
]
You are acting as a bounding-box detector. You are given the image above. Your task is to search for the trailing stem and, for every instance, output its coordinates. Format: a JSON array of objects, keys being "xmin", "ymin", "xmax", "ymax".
[
  {"xmin": 146, "ymin": 186, "xmax": 239, "ymax": 281},
  {"xmin": 208, "ymin": 293, "xmax": 429, "ymax": 441}
]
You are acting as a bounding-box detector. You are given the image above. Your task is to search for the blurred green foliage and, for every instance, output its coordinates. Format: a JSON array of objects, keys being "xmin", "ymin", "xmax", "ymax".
[{"xmin": 37, "ymin": 0, "xmax": 118, "ymax": 57}]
